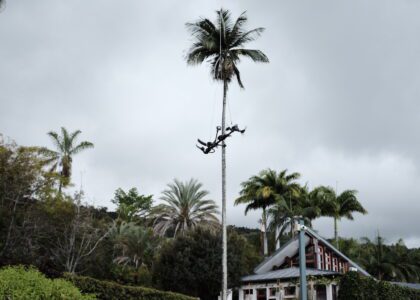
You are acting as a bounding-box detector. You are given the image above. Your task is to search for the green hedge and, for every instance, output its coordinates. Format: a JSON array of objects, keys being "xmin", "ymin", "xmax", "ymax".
[
  {"xmin": 64, "ymin": 274, "xmax": 197, "ymax": 300},
  {"xmin": 0, "ymin": 266, "xmax": 95, "ymax": 300},
  {"xmin": 339, "ymin": 271, "xmax": 420, "ymax": 300}
]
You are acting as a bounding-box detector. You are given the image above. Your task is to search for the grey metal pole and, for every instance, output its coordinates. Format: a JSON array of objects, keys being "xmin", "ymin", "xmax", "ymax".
[{"xmin": 298, "ymin": 218, "xmax": 307, "ymax": 300}]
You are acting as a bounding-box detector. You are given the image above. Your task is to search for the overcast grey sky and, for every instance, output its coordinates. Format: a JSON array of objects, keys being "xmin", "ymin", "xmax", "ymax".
[{"xmin": 1, "ymin": 0, "xmax": 420, "ymax": 247}]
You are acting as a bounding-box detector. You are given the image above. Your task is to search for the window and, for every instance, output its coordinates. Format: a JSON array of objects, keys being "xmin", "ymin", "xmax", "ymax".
[
  {"xmin": 319, "ymin": 247, "xmax": 324, "ymax": 269},
  {"xmin": 269, "ymin": 288, "xmax": 277, "ymax": 296},
  {"xmin": 243, "ymin": 289, "xmax": 253, "ymax": 300},
  {"xmin": 332, "ymin": 285, "xmax": 338, "ymax": 300},
  {"xmin": 315, "ymin": 285, "xmax": 327, "ymax": 300},
  {"xmin": 333, "ymin": 258, "xmax": 338, "ymax": 271},
  {"xmin": 325, "ymin": 253, "xmax": 330, "ymax": 270},
  {"xmin": 284, "ymin": 286, "xmax": 296, "ymax": 296},
  {"xmin": 243, "ymin": 289, "xmax": 254, "ymax": 300}
]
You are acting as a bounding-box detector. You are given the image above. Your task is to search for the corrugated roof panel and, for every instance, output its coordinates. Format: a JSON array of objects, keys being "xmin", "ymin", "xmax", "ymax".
[{"xmin": 242, "ymin": 267, "xmax": 339, "ymax": 282}]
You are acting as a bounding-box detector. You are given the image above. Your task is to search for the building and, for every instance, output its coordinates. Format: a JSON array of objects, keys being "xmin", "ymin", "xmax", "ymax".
[{"xmin": 238, "ymin": 227, "xmax": 370, "ymax": 300}]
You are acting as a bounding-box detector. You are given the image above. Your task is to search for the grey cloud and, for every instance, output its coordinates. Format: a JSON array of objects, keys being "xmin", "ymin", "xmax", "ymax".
[{"xmin": 1, "ymin": 0, "xmax": 420, "ymax": 247}]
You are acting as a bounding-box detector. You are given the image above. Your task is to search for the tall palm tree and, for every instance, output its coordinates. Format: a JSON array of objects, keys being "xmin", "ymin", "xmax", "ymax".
[
  {"xmin": 318, "ymin": 186, "xmax": 367, "ymax": 247},
  {"xmin": 151, "ymin": 179, "xmax": 219, "ymax": 237},
  {"xmin": 186, "ymin": 9, "xmax": 268, "ymax": 299},
  {"xmin": 235, "ymin": 169, "xmax": 300, "ymax": 255},
  {"xmin": 267, "ymin": 185, "xmax": 324, "ymax": 249},
  {"xmin": 40, "ymin": 127, "xmax": 94, "ymax": 192}
]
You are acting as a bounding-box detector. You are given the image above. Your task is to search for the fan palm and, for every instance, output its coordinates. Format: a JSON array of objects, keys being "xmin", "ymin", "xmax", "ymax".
[
  {"xmin": 110, "ymin": 222, "xmax": 156, "ymax": 269},
  {"xmin": 40, "ymin": 127, "xmax": 93, "ymax": 192},
  {"xmin": 235, "ymin": 169, "xmax": 300, "ymax": 255},
  {"xmin": 318, "ymin": 186, "xmax": 367, "ymax": 247},
  {"xmin": 186, "ymin": 9, "xmax": 268, "ymax": 299},
  {"xmin": 151, "ymin": 179, "xmax": 219, "ymax": 237}
]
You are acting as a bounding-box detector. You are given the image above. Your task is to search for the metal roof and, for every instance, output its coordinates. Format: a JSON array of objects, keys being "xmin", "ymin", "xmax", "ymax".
[
  {"xmin": 252, "ymin": 227, "xmax": 370, "ymax": 277},
  {"xmin": 242, "ymin": 267, "xmax": 339, "ymax": 282},
  {"xmin": 305, "ymin": 227, "xmax": 371, "ymax": 277},
  {"xmin": 391, "ymin": 282, "xmax": 420, "ymax": 290},
  {"xmin": 254, "ymin": 235, "xmax": 310, "ymax": 274}
]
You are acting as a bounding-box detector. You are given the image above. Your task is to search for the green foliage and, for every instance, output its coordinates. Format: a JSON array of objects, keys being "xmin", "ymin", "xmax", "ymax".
[
  {"xmin": 338, "ymin": 271, "xmax": 420, "ymax": 300},
  {"xmin": 109, "ymin": 222, "xmax": 157, "ymax": 285},
  {"xmin": 151, "ymin": 179, "xmax": 219, "ymax": 237},
  {"xmin": 186, "ymin": 9, "xmax": 269, "ymax": 88},
  {"xmin": 0, "ymin": 138, "xmax": 55, "ymax": 262},
  {"xmin": 153, "ymin": 228, "xmax": 260, "ymax": 300},
  {"xmin": 0, "ymin": 266, "xmax": 94, "ymax": 300},
  {"xmin": 64, "ymin": 273, "xmax": 196, "ymax": 300},
  {"xmin": 339, "ymin": 236, "xmax": 420, "ymax": 282},
  {"xmin": 111, "ymin": 187, "xmax": 153, "ymax": 222},
  {"xmin": 40, "ymin": 127, "xmax": 94, "ymax": 190}
]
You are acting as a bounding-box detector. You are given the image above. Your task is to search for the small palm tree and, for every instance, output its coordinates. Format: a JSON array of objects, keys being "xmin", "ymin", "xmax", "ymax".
[
  {"xmin": 40, "ymin": 127, "xmax": 93, "ymax": 192},
  {"xmin": 151, "ymin": 179, "xmax": 219, "ymax": 237},
  {"xmin": 110, "ymin": 222, "xmax": 156, "ymax": 269},
  {"xmin": 319, "ymin": 186, "xmax": 367, "ymax": 247},
  {"xmin": 235, "ymin": 169, "xmax": 300, "ymax": 255}
]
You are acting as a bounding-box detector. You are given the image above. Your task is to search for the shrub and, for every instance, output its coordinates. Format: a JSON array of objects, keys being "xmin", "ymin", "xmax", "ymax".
[
  {"xmin": 338, "ymin": 271, "xmax": 420, "ymax": 300},
  {"xmin": 0, "ymin": 266, "xmax": 95, "ymax": 300},
  {"xmin": 64, "ymin": 273, "xmax": 197, "ymax": 300},
  {"xmin": 153, "ymin": 228, "xmax": 259, "ymax": 300}
]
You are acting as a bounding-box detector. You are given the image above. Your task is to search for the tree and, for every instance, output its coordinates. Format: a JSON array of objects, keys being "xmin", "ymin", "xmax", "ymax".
[
  {"xmin": 235, "ymin": 169, "xmax": 300, "ymax": 255},
  {"xmin": 0, "ymin": 137, "xmax": 51, "ymax": 258},
  {"xmin": 319, "ymin": 186, "xmax": 367, "ymax": 247},
  {"xmin": 109, "ymin": 222, "xmax": 157, "ymax": 285},
  {"xmin": 359, "ymin": 236, "xmax": 420, "ymax": 282},
  {"xmin": 151, "ymin": 179, "xmax": 219, "ymax": 237},
  {"xmin": 50, "ymin": 192, "xmax": 109, "ymax": 274},
  {"xmin": 40, "ymin": 127, "xmax": 93, "ymax": 192},
  {"xmin": 186, "ymin": 9, "xmax": 268, "ymax": 299},
  {"xmin": 153, "ymin": 228, "xmax": 259, "ymax": 300},
  {"xmin": 111, "ymin": 188, "xmax": 153, "ymax": 223},
  {"xmin": 267, "ymin": 185, "xmax": 331, "ymax": 250}
]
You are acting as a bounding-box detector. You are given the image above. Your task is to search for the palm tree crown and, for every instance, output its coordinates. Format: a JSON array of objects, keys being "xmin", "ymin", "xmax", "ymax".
[
  {"xmin": 235, "ymin": 169, "xmax": 301, "ymax": 255},
  {"xmin": 152, "ymin": 179, "xmax": 219, "ymax": 237},
  {"xmin": 186, "ymin": 9, "xmax": 269, "ymax": 88},
  {"xmin": 41, "ymin": 127, "xmax": 94, "ymax": 189},
  {"xmin": 318, "ymin": 186, "xmax": 367, "ymax": 245}
]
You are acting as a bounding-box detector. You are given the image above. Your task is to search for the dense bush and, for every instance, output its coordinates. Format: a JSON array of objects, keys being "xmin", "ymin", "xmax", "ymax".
[
  {"xmin": 339, "ymin": 271, "xmax": 420, "ymax": 300},
  {"xmin": 64, "ymin": 273, "xmax": 196, "ymax": 300},
  {"xmin": 153, "ymin": 228, "xmax": 260, "ymax": 300},
  {"xmin": 0, "ymin": 266, "xmax": 94, "ymax": 300}
]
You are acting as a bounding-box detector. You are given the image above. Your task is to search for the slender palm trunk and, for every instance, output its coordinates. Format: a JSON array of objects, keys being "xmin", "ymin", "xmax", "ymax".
[
  {"xmin": 275, "ymin": 226, "xmax": 280, "ymax": 250},
  {"xmin": 221, "ymin": 79, "xmax": 228, "ymax": 300},
  {"xmin": 334, "ymin": 217, "xmax": 338, "ymax": 248},
  {"xmin": 262, "ymin": 207, "xmax": 268, "ymax": 256},
  {"xmin": 290, "ymin": 218, "xmax": 294, "ymax": 238}
]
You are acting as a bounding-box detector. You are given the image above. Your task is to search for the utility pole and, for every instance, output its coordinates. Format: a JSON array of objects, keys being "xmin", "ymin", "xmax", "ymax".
[{"xmin": 298, "ymin": 218, "xmax": 307, "ymax": 300}]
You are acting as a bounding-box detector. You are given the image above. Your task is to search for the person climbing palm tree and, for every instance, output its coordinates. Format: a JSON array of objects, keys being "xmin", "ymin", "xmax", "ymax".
[{"xmin": 186, "ymin": 9, "xmax": 268, "ymax": 300}]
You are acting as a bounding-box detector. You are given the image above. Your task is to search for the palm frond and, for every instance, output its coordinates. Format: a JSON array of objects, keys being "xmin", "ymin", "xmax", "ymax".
[
  {"xmin": 71, "ymin": 141, "xmax": 94, "ymax": 155},
  {"xmin": 231, "ymin": 27, "xmax": 265, "ymax": 48},
  {"xmin": 232, "ymin": 49, "xmax": 269, "ymax": 63}
]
